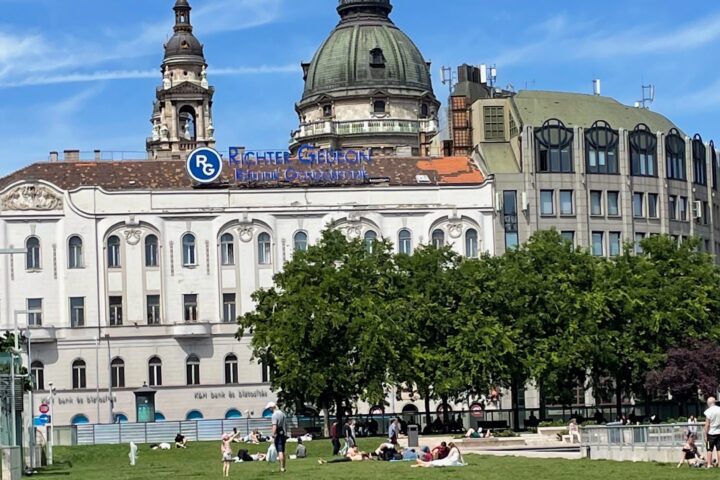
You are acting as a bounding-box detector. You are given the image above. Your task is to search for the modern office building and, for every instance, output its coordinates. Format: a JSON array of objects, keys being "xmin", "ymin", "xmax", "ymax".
[
  {"xmin": 448, "ymin": 64, "xmax": 719, "ymax": 259},
  {"xmin": 0, "ymin": 1, "xmax": 493, "ymax": 427}
]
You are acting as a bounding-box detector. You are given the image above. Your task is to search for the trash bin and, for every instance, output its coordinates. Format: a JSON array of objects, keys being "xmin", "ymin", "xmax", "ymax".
[{"xmin": 407, "ymin": 424, "xmax": 419, "ymax": 448}]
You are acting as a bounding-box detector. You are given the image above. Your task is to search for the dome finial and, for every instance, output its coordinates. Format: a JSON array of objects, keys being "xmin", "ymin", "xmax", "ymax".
[
  {"xmin": 174, "ymin": 0, "xmax": 193, "ymax": 33},
  {"xmin": 337, "ymin": 0, "xmax": 392, "ymax": 18}
]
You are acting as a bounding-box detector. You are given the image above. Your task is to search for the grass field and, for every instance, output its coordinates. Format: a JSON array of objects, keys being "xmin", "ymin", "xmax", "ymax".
[{"xmin": 36, "ymin": 438, "xmax": 714, "ymax": 479}]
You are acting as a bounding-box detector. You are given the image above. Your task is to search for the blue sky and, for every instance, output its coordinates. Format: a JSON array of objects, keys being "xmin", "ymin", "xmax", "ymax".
[{"xmin": 0, "ymin": 0, "xmax": 719, "ymax": 175}]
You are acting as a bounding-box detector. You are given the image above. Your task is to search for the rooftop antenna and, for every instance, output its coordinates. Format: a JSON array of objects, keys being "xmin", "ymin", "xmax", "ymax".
[
  {"xmin": 593, "ymin": 79, "xmax": 601, "ymax": 96},
  {"xmin": 488, "ymin": 65, "xmax": 497, "ymax": 88},
  {"xmin": 440, "ymin": 66, "xmax": 456, "ymax": 142},
  {"xmin": 637, "ymin": 84, "xmax": 655, "ymax": 109}
]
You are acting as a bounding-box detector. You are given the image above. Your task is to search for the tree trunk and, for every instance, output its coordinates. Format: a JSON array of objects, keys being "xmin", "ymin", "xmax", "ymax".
[
  {"xmin": 322, "ymin": 407, "xmax": 330, "ymax": 438},
  {"xmin": 538, "ymin": 379, "xmax": 546, "ymax": 421},
  {"xmin": 423, "ymin": 389, "xmax": 432, "ymax": 432},
  {"xmin": 615, "ymin": 377, "xmax": 623, "ymax": 420},
  {"xmin": 511, "ymin": 377, "xmax": 520, "ymax": 432},
  {"xmin": 441, "ymin": 395, "xmax": 450, "ymax": 433},
  {"xmin": 335, "ymin": 397, "xmax": 344, "ymax": 437}
]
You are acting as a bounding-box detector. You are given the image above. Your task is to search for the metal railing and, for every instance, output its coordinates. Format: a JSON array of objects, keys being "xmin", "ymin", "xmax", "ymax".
[
  {"xmin": 581, "ymin": 423, "xmax": 704, "ymax": 448},
  {"xmin": 294, "ymin": 118, "xmax": 438, "ymax": 140}
]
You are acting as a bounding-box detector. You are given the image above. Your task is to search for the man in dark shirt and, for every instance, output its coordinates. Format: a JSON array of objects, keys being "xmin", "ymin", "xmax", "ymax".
[
  {"xmin": 330, "ymin": 421, "xmax": 340, "ymax": 455},
  {"xmin": 175, "ymin": 433, "xmax": 187, "ymax": 448}
]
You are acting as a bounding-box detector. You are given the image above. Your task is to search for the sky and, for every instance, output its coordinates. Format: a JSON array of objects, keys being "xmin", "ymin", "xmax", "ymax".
[{"xmin": 0, "ymin": 0, "xmax": 719, "ymax": 175}]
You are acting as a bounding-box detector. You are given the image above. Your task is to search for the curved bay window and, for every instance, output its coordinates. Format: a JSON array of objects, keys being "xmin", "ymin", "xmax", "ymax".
[
  {"xmin": 692, "ymin": 134, "xmax": 707, "ymax": 186},
  {"xmin": 431, "ymin": 229, "xmax": 445, "ymax": 248},
  {"xmin": 535, "ymin": 119, "xmax": 574, "ymax": 173},
  {"xmin": 585, "ymin": 120, "xmax": 619, "ymax": 174},
  {"xmin": 629, "ymin": 123, "xmax": 657, "ymax": 177},
  {"xmin": 712, "ymin": 141, "xmax": 718, "ymax": 191},
  {"xmin": 666, "ymin": 128, "xmax": 686, "ymax": 180}
]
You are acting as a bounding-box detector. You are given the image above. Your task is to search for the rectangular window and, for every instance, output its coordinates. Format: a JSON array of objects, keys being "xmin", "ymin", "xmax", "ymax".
[
  {"xmin": 561, "ymin": 231, "xmax": 575, "ymax": 245},
  {"xmin": 72, "ymin": 363, "xmax": 86, "ymax": 390},
  {"xmin": 669, "ymin": 196, "xmax": 677, "ymax": 220},
  {"xmin": 634, "ymin": 233, "xmax": 645, "ymax": 254},
  {"xmin": 27, "ymin": 298, "xmax": 42, "ymax": 326},
  {"xmin": 609, "ymin": 232, "xmax": 622, "ymax": 257},
  {"xmin": 679, "ymin": 196, "xmax": 688, "ymax": 221},
  {"xmin": 509, "ymin": 114, "xmax": 518, "ymax": 137},
  {"xmin": 631, "ymin": 151, "xmax": 657, "ymax": 177},
  {"xmin": 559, "ymin": 190, "xmax": 574, "ymax": 215},
  {"xmin": 147, "ymin": 295, "xmax": 161, "ymax": 325},
  {"xmin": 590, "ymin": 191, "xmax": 603, "ymax": 216},
  {"xmin": 592, "ymin": 232, "xmax": 604, "ymax": 256},
  {"xmin": 184, "ymin": 294, "xmax": 198, "ymax": 322},
  {"xmin": 704, "ymin": 201, "xmax": 710, "ymax": 225},
  {"xmin": 70, "ymin": 297, "xmax": 84, "ymax": 327},
  {"xmin": 222, "ymin": 293, "xmax": 236, "ymax": 323},
  {"xmin": 647, "ymin": 193, "xmax": 658, "ymax": 218},
  {"xmin": 109, "ymin": 296, "xmax": 123, "ymax": 326},
  {"xmin": 186, "ymin": 361, "xmax": 200, "ymax": 386},
  {"xmin": 505, "ymin": 232, "xmax": 519, "ymax": 250},
  {"xmin": 261, "ymin": 360, "xmax": 271, "ymax": 384},
  {"xmin": 503, "ymin": 191, "xmax": 518, "ymax": 251},
  {"xmin": 633, "ymin": 193, "xmax": 644, "ymax": 218},
  {"xmin": 540, "ymin": 190, "xmax": 554, "ymax": 215},
  {"xmin": 483, "ymin": 106, "xmax": 505, "ymax": 141},
  {"xmin": 607, "ymin": 191, "xmax": 620, "ymax": 217}
]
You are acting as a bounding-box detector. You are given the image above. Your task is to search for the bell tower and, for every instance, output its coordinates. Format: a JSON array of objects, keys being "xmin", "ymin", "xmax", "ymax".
[{"xmin": 147, "ymin": 0, "xmax": 216, "ymax": 160}]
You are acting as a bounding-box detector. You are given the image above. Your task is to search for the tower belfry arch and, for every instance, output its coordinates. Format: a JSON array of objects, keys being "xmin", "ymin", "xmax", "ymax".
[{"xmin": 146, "ymin": 0, "xmax": 216, "ymax": 160}]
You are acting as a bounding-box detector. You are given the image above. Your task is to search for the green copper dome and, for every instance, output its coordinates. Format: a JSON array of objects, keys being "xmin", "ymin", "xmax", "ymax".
[{"xmin": 300, "ymin": 0, "xmax": 434, "ymax": 105}]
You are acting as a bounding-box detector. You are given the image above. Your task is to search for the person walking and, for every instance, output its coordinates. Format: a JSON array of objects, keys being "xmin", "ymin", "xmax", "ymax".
[
  {"xmin": 388, "ymin": 417, "xmax": 400, "ymax": 446},
  {"xmin": 330, "ymin": 420, "xmax": 341, "ymax": 456},
  {"xmin": 704, "ymin": 397, "xmax": 720, "ymax": 469},
  {"xmin": 221, "ymin": 433, "xmax": 234, "ymax": 477},
  {"xmin": 267, "ymin": 402, "xmax": 288, "ymax": 473}
]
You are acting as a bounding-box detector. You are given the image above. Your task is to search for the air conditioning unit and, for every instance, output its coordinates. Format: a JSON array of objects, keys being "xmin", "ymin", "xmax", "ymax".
[{"xmin": 693, "ymin": 201, "xmax": 703, "ymax": 219}]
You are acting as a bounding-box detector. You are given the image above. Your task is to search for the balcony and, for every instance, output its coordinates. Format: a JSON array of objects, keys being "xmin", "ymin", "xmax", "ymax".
[
  {"xmin": 172, "ymin": 322, "xmax": 212, "ymax": 338},
  {"xmin": 293, "ymin": 118, "xmax": 439, "ymax": 142},
  {"xmin": 28, "ymin": 326, "xmax": 56, "ymax": 343}
]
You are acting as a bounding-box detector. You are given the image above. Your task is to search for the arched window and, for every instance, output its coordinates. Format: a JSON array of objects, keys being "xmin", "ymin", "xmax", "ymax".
[
  {"xmin": 585, "ymin": 120, "xmax": 619, "ymax": 174},
  {"xmin": 178, "ymin": 105, "xmax": 197, "ymax": 141},
  {"xmin": 71, "ymin": 414, "xmax": 89, "ymax": 425},
  {"xmin": 148, "ymin": 356, "xmax": 162, "ymax": 387},
  {"xmin": 224, "ymin": 354, "xmax": 239, "ymax": 385},
  {"xmin": 220, "ymin": 233, "xmax": 234, "ymax": 266},
  {"xmin": 72, "ymin": 359, "xmax": 86, "ymax": 389},
  {"xmin": 182, "ymin": 233, "xmax": 196, "ymax": 266},
  {"xmin": 692, "ymin": 134, "xmax": 707, "ymax": 186},
  {"xmin": 258, "ymin": 233, "xmax": 272, "ymax": 265},
  {"xmin": 114, "ymin": 413, "xmax": 128, "ymax": 423},
  {"xmin": 629, "ymin": 123, "xmax": 657, "ymax": 177},
  {"xmin": 26, "ymin": 237, "xmax": 40, "ymax": 270},
  {"xmin": 111, "ymin": 358, "xmax": 125, "ymax": 388},
  {"xmin": 465, "ymin": 229, "xmax": 479, "ymax": 258},
  {"xmin": 107, "ymin": 235, "xmax": 121, "ymax": 268},
  {"xmin": 666, "ymin": 128, "xmax": 686, "ymax": 180},
  {"xmin": 145, "ymin": 234, "xmax": 159, "ymax": 267},
  {"xmin": 398, "ymin": 229, "xmax": 412, "ymax": 255},
  {"xmin": 431, "ymin": 229, "xmax": 445, "ymax": 248},
  {"xmin": 225, "ymin": 409, "xmax": 243, "ymax": 419},
  {"xmin": 31, "ymin": 361, "xmax": 44, "ymax": 391},
  {"xmin": 535, "ymin": 119, "xmax": 573, "ymax": 173},
  {"xmin": 68, "ymin": 236, "xmax": 83, "ymax": 269},
  {"xmin": 186, "ymin": 355, "xmax": 200, "ymax": 385},
  {"xmin": 293, "ymin": 232, "xmax": 308, "ymax": 252},
  {"xmin": 186, "ymin": 410, "xmax": 203, "ymax": 421},
  {"xmin": 373, "ymin": 100, "xmax": 386, "ymax": 114},
  {"xmin": 154, "ymin": 412, "xmax": 166, "ymax": 422},
  {"xmin": 364, "ymin": 230, "xmax": 378, "ymax": 253}
]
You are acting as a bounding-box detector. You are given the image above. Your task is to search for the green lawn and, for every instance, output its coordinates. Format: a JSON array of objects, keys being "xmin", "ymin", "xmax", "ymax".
[{"xmin": 36, "ymin": 438, "xmax": 709, "ymax": 480}]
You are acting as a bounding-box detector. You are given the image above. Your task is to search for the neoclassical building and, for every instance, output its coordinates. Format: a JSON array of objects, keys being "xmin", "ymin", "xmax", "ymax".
[
  {"xmin": 0, "ymin": 1, "xmax": 493, "ymax": 427},
  {"xmin": 292, "ymin": 0, "xmax": 440, "ymax": 156}
]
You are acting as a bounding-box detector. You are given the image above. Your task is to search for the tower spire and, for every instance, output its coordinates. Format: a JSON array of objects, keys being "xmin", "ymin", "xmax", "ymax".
[{"xmin": 174, "ymin": 0, "xmax": 193, "ymax": 33}]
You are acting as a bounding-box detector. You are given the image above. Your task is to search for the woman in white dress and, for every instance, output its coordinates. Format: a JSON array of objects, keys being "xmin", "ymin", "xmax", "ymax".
[{"xmin": 412, "ymin": 442, "xmax": 465, "ymax": 468}]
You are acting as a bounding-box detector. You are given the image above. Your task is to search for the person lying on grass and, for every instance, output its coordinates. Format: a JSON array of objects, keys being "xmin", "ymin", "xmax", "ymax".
[
  {"xmin": 318, "ymin": 446, "xmax": 371, "ymax": 464},
  {"xmin": 412, "ymin": 442, "xmax": 465, "ymax": 468}
]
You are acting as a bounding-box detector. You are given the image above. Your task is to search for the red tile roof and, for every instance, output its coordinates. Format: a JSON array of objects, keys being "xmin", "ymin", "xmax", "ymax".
[{"xmin": 0, "ymin": 157, "xmax": 485, "ymax": 192}]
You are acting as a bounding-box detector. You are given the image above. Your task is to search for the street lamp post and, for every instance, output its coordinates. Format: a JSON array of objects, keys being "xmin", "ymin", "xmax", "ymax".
[{"xmin": 14, "ymin": 309, "xmax": 40, "ymax": 468}]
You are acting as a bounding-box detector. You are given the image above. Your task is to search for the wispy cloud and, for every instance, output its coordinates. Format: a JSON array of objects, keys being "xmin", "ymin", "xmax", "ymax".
[
  {"xmin": 494, "ymin": 12, "xmax": 720, "ymax": 66},
  {"xmin": 0, "ymin": 64, "xmax": 298, "ymax": 88},
  {"xmin": 671, "ymin": 78, "xmax": 720, "ymax": 112}
]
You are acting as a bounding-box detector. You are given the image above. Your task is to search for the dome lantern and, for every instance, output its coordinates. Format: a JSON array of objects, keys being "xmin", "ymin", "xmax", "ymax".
[{"xmin": 337, "ymin": 0, "xmax": 392, "ymax": 18}]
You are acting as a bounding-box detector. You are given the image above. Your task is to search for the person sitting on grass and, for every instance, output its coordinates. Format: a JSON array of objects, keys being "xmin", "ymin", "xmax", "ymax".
[
  {"xmin": 465, "ymin": 427, "xmax": 491, "ymax": 439},
  {"xmin": 296, "ymin": 438, "xmax": 307, "ymax": 459},
  {"xmin": 678, "ymin": 436, "xmax": 705, "ymax": 468},
  {"xmin": 431, "ymin": 441, "xmax": 449, "ymax": 460},
  {"xmin": 318, "ymin": 446, "xmax": 371, "ymax": 464},
  {"xmin": 175, "ymin": 433, "xmax": 188, "ymax": 449},
  {"xmin": 412, "ymin": 442, "xmax": 465, "ymax": 468}
]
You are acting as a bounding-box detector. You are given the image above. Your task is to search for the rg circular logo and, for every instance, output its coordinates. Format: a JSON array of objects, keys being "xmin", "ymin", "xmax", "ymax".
[{"xmin": 186, "ymin": 147, "xmax": 223, "ymax": 184}]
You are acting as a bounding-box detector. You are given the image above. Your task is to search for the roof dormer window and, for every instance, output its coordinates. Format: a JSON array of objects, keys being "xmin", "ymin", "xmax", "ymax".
[
  {"xmin": 322, "ymin": 104, "xmax": 333, "ymax": 117},
  {"xmin": 370, "ymin": 48, "xmax": 385, "ymax": 67}
]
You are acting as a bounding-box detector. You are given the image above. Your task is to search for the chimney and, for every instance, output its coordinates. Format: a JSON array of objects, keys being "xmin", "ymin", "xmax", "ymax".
[
  {"xmin": 94, "ymin": 149, "xmax": 102, "ymax": 161},
  {"xmin": 49, "ymin": 151, "xmax": 59, "ymax": 162},
  {"xmin": 64, "ymin": 150, "xmax": 80, "ymax": 162}
]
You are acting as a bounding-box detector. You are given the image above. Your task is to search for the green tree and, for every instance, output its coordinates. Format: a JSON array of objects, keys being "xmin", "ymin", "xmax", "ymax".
[{"xmin": 237, "ymin": 228, "xmax": 404, "ymax": 428}]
